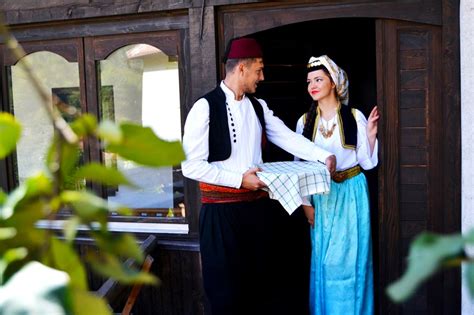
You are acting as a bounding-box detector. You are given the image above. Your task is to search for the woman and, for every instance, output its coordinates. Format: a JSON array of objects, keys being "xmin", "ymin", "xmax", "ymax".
[{"xmin": 295, "ymin": 55, "xmax": 379, "ymax": 315}]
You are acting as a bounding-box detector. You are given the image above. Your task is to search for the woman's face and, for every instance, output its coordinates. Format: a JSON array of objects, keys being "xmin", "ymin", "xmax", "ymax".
[{"xmin": 307, "ymin": 69, "xmax": 335, "ymax": 102}]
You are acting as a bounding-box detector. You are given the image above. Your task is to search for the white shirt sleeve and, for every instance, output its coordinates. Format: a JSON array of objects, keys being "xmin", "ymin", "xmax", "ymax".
[
  {"xmin": 301, "ymin": 196, "xmax": 312, "ymax": 206},
  {"xmin": 181, "ymin": 98, "xmax": 243, "ymax": 188},
  {"xmin": 295, "ymin": 115, "xmax": 305, "ymax": 136},
  {"xmin": 260, "ymin": 99, "xmax": 333, "ymax": 163},
  {"xmin": 354, "ymin": 109, "xmax": 379, "ymax": 170},
  {"xmin": 293, "ymin": 116, "xmax": 305, "ymax": 162},
  {"xmin": 295, "ymin": 115, "xmax": 314, "ymax": 206}
]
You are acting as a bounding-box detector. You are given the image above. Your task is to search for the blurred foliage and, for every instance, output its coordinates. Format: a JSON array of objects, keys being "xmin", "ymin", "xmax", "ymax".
[
  {"xmin": 0, "ymin": 111, "xmax": 184, "ymax": 314},
  {"xmin": 387, "ymin": 231, "xmax": 474, "ymax": 304}
]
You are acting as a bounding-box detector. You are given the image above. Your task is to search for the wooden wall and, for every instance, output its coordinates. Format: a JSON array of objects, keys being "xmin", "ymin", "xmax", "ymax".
[{"xmin": 78, "ymin": 239, "xmax": 206, "ymax": 315}]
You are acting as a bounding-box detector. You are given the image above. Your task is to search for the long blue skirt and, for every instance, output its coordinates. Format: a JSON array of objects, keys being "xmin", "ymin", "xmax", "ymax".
[{"xmin": 309, "ymin": 173, "xmax": 373, "ymax": 315}]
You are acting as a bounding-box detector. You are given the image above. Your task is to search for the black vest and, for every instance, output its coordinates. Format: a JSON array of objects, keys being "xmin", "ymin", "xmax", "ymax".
[
  {"xmin": 304, "ymin": 103, "xmax": 357, "ymax": 149},
  {"xmin": 201, "ymin": 86, "xmax": 266, "ymax": 162},
  {"xmin": 337, "ymin": 105, "xmax": 358, "ymax": 149}
]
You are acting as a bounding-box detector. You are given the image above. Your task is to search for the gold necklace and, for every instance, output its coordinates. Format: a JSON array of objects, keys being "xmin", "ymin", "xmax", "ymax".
[{"xmin": 319, "ymin": 118, "xmax": 337, "ymax": 138}]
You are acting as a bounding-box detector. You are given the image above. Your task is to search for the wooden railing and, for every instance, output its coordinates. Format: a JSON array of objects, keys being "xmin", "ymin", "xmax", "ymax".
[{"xmin": 95, "ymin": 235, "xmax": 157, "ymax": 315}]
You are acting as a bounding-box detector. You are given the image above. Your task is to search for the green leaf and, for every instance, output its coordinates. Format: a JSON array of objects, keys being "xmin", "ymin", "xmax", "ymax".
[
  {"xmin": 0, "ymin": 225, "xmax": 46, "ymax": 255},
  {"xmin": 1, "ymin": 174, "xmax": 51, "ymax": 251},
  {"xmin": 106, "ymin": 123, "xmax": 185, "ymax": 167},
  {"xmin": 0, "ymin": 113, "xmax": 21, "ymax": 159},
  {"xmin": 0, "ymin": 189, "xmax": 7, "ymax": 206},
  {"xmin": 50, "ymin": 238, "xmax": 88, "ymax": 290},
  {"xmin": 467, "ymin": 263, "xmax": 474, "ymax": 298},
  {"xmin": 60, "ymin": 191, "xmax": 109, "ymax": 225},
  {"xmin": 6, "ymin": 199, "xmax": 49, "ymax": 228},
  {"xmin": 1, "ymin": 172, "xmax": 53, "ymax": 220},
  {"xmin": 465, "ymin": 228, "xmax": 474, "ymax": 244},
  {"xmin": 98, "ymin": 120, "xmax": 122, "ymax": 144},
  {"xmin": 70, "ymin": 114, "xmax": 98, "ymax": 137},
  {"xmin": 75, "ymin": 162, "xmax": 132, "ymax": 186},
  {"xmin": 0, "ymin": 261, "xmax": 73, "ymax": 314},
  {"xmin": 87, "ymin": 252, "xmax": 158, "ymax": 285},
  {"xmin": 93, "ymin": 232, "xmax": 143, "ymax": 262},
  {"xmin": 71, "ymin": 288, "xmax": 111, "ymax": 315},
  {"xmin": 0, "ymin": 247, "xmax": 28, "ymax": 284},
  {"xmin": 46, "ymin": 136, "xmax": 81, "ymax": 186},
  {"xmin": 386, "ymin": 232, "xmax": 464, "ymax": 302},
  {"xmin": 3, "ymin": 176, "xmax": 54, "ymax": 245},
  {"xmin": 0, "ymin": 227, "xmax": 16, "ymax": 240},
  {"xmin": 116, "ymin": 206, "xmax": 132, "ymax": 216},
  {"xmin": 63, "ymin": 216, "xmax": 80, "ymax": 243},
  {"xmin": 4, "ymin": 200, "xmax": 48, "ymax": 252},
  {"xmin": 2, "ymin": 247, "xmax": 28, "ymax": 264}
]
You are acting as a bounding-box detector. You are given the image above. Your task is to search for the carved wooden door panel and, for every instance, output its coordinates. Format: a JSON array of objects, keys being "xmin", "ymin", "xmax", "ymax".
[{"xmin": 376, "ymin": 19, "xmax": 446, "ymax": 315}]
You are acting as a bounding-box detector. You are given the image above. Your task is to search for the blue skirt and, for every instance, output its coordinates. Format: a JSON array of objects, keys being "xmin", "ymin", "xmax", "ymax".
[{"xmin": 309, "ymin": 173, "xmax": 373, "ymax": 315}]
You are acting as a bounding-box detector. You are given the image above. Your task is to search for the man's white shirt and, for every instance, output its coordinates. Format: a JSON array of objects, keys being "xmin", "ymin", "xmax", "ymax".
[{"xmin": 182, "ymin": 81, "xmax": 333, "ymax": 189}]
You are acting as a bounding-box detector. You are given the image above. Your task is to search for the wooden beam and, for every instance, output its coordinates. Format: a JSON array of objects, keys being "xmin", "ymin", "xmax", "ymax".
[
  {"xmin": 3, "ymin": 14, "xmax": 188, "ymax": 43},
  {"xmin": 188, "ymin": 6, "xmax": 217, "ymax": 103},
  {"xmin": 218, "ymin": 0, "xmax": 442, "ymax": 42},
  {"xmin": 441, "ymin": 0, "xmax": 461, "ymax": 313}
]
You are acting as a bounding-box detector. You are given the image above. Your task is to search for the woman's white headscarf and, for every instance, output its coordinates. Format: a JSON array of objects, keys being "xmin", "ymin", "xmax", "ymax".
[{"xmin": 307, "ymin": 55, "xmax": 349, "ymax": 105}]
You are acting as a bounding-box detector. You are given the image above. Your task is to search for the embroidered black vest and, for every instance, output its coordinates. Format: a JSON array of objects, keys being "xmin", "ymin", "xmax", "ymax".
[
  {"xmin": 201, "ymin": 86, "xmax": 266, "ymax": 162},
  {"xmin": 304, "ymin": 103, "xmax": 358, "ymax": 150}
]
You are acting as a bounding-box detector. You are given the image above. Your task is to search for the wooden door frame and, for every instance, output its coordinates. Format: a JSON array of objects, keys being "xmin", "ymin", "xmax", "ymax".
[
  {"xmin": 376, "ymin": 19, "xmax": 446, "ymax": 314},
  {"xmin": 215, "ymin": 1, "xmax": 460, "ymax": 314},
  {"xmin": 216, "ymin": 0, "xmax": 442, "ymax": 65}
]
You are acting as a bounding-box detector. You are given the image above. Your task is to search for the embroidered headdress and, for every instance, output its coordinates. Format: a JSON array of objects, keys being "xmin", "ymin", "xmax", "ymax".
[{"xmin": 307, "ymin": 55, "xmax": 349, "ymax": 105}]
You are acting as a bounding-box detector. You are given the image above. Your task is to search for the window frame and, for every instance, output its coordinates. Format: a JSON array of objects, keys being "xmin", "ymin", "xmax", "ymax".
[
  {"xmin": 85, "ymin": 31, "xmax": 188, "ymax": 224},
  {"xmin": 1, "ymin": 38, "xmax": 87, "ymax": 189},
  {"xmin": 0, "ymin": 17, "xmax": 198, "ymax": 237}
]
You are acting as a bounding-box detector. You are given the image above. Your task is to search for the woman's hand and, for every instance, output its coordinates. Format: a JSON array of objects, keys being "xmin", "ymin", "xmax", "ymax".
[
  {"xmin": 325, "ymin": 154, "xmax": 337, "ymax": 177},
  {"xmin": 367, "ymin": 106, "xmax": 379, "ymax": 156},
  {"xmin": 302, "ymin": 205, "xmax": 315, "ymax": 227},
  {"xmin": 367, "ymin": 106, "xmax": 379, "ymax": 140}
]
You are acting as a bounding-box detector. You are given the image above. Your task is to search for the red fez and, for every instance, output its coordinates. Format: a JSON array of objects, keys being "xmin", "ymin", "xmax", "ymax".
[{"xmin": 225, "ymin": 38, "xmax": 263, "ymax": 61}]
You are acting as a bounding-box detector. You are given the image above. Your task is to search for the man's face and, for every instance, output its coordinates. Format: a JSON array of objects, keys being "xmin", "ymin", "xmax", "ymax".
[{"xmin": 241, "ymin": 58, "xmax": 264, "ymax": 94}]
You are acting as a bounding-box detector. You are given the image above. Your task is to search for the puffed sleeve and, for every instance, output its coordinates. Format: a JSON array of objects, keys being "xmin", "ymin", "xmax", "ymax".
[
  {"xmin": 295, "ymin": 115, "xmax": 305, "ymax": 136},
  {"xmin": 354, "ymin": 109, "xmax": 378, "ymax": 170}
]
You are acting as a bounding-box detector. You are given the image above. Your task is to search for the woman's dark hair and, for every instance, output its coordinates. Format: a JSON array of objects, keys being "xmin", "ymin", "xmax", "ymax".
[
  {"xmin": 302, "ymin": 102, "xmax": 317, "ymax": 140},
  {"xmin": 302, "ymin": 65, "xmax": 333, "ymax": 140}
]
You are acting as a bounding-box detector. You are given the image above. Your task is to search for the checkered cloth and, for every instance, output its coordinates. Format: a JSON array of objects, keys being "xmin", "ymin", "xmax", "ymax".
[{"xmin": 257, "ymin": 161, "xmax": 331, "ymax": 214}]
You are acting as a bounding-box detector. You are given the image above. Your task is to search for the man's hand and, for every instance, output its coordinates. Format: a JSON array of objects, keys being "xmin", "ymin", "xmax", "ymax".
[
  {"xmin": 302, "ymin": 205, "xmax": 315, "ymax": 227},
  {"xmin": 241, "ymin": 167, "xmax": 267, "ymax": 190},
  {"xmin": 325, "ymin": 155, "xmax": 337, "ymax": 176}
]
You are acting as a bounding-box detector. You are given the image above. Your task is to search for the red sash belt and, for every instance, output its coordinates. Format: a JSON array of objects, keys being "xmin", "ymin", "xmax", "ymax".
[{"xmin": 199, "ymin": 182, "xmax": 268, "ymax": 204}]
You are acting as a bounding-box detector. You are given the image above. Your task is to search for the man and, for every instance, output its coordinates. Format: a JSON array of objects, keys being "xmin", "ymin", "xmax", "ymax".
[{"xmin": 182, "ymin": 37, "xmax": 336, "ymax": 315}]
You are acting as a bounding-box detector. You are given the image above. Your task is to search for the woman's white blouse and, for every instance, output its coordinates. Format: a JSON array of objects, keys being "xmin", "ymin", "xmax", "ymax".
[
  {"xmin": 295, "ymin": 108, "xmax": 378, "ymax": 171},
  {"xmin": 295, "ymin": 108, "xmax": 378, "ymax": 206}
]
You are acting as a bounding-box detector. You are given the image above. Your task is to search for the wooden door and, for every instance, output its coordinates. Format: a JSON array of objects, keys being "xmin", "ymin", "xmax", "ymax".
[{"xmin": 376, "ymin": 19, "xmax": 457, "ymax": 315}]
